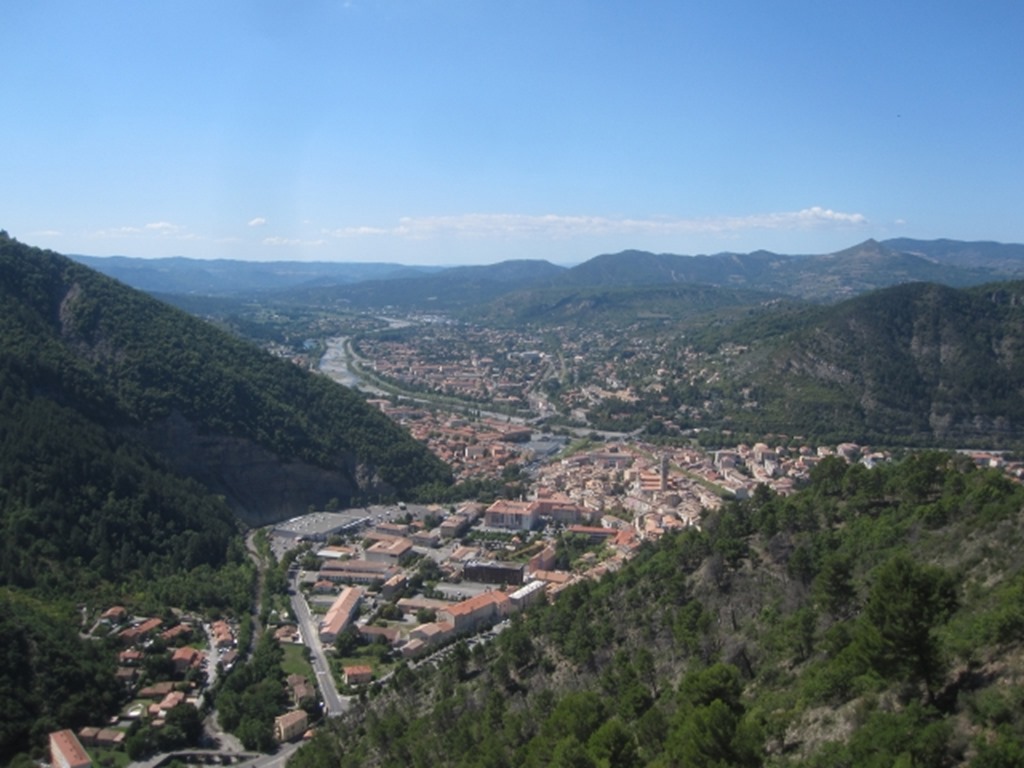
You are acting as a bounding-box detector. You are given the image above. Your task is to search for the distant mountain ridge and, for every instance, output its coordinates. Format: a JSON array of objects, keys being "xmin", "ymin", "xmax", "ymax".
[
  {"xmin": 70, "ymin": 254, "xmax": 441, "ymax": 295},
  {"xmin": 70, "ymin": 237, "xmax": 1024, "ymax": 308}
]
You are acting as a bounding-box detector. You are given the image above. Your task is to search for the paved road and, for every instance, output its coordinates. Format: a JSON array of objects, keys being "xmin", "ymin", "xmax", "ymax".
[
  {"xmin": 128, "ymin": 744, "xmax": 297, "ymax": 768},
  {"xmin": 289, "ymin": 570, "xmax": 348, "ymax": 717}
]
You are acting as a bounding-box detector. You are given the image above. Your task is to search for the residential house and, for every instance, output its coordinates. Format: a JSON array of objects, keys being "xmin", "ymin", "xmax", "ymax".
[
  {"xmin": 160, "ymin": 623, "xmax": 193, "ymax": 643},
  {"xmin": 153, "ymin": 691, "xmax": 186, "ymax": 717},
  {"xmin": 100, "ymin": 606, "xmax": 127, "ymax": 625},
  {"xmin": 274, "ymin": 710, "xmax": 308, "ymax": 743},
  {"xmin": 286, "ymin": 673, "xmax": 315, "ymax": 706},
  {"xmin": 440, "ymin": 513, "xmax": 471, "ymax": 540},
  {"xmin": 137, "ymin": 681, "xmax": 176, "ymax": 699},
  {"xmin": 210, "ymin": 620, "xmax": 234, "ymax": 649},
  {"xmin": 312, "ymin": 579, "xmax": 336, "ymax": 594},
  {"xmin": 114, "ymin": 666, "xmax": 138, "ymax": 689},
  {"xmin": 359, "ymin": 624, "xmax": 400, "ymax": 647},
  {"xmin": 118, "ymin": 649, "xmax": 143, "ymax": 666},
  {"xmin": 77, "ymin": 728, "xmax": 125, "ymax": 750},
  {"xmin": 343, "ymin": 665, "xmax": 374, "ymax": 686},
  {"xmin": 274, "ymin": 625, "xmax": 299, "ymax": 643},
  {"xmin": 171, "ymin": 646, "xmax": 203, "ymax": 675},
  {"xmin": 400, "ymin": 637, "xmax": 427, "ymax": 659},
  {"xmin": 528, "ymin": 545, "xmax": 557, "ymax": 574},
  {"xmin": 118, "ymin": 617, "xmax": 162, "ymax": 646}
]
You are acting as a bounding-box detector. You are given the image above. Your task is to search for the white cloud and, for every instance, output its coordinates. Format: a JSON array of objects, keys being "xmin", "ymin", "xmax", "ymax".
[
  {"xmin": 248, "ymin": 217, "xmax": 266, "ymax": 227},
  {"xmin": 90, "ymin": 225, "xmax": 142, "ymax": 238},
  {"xmin": 90, "ymin": 221, "xmax": 192, "ymax": 240},
  {"xmin": 322, "ymin": 207, "xmax": 868, "ymax": 241},
  {"xmin": 263, "ymin": 236, "xmax": 326, "ymax": 247},
  {"xmin": 144, "ymin": 221, "xmax": 181, "ymax": 234},
  {"xmin": 323, "ymin": 225, "xmax": 390, "ymax": 237}
]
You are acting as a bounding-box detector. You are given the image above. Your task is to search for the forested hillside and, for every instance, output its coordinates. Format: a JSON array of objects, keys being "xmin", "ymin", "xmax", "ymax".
[
  {"xmin": 290, "ymin": 453, "xmax": 1024, "ymax": 767},
  {"xmin": 0, "ymin": 233, "xmax": 451, "ymax": 527},
  {"xmin": 717, "ymin": 281, "xmax": 1024, "ymax": 445},
  {"xmin": 474, "ymin": 282, "xmax": 789, "ymax": 330}
]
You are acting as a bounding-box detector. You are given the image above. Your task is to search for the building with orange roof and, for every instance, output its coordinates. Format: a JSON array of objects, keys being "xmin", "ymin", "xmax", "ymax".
[
  {"xmin": 100, "ymin": 606, "xmax": 127, "ymax": 624},
  {"xmin": 439, "ymin": 591, "xmax": 510, "ymax": 634},
  {"xmin": 528, "ymin": 545, "xmax": 557, "ymax": 574},
  {"xmin": 50, "ymin": 729, "xmax": 91, "ymax": 768},
  {"xmin": 343, "ymin": 665, "xmax": 374, "ymax": 686},
  {"xmin": 171, "ymin": 646, "xmax": 203, "ymax": 675},
  {"xmin": 118, "ymin": 617, "xmax": 162, "ymax": 646},
  {"xmin": 531, "ymin": 491, "xmax": 591, "ymax": 525},
  {"xmin": 160, "ymin": 623, "xmax": 193, "ymax": 643},
  {"xmin": 531, "ymin": 569, "xmax": 574, "ymax": 586},
  {"xmin": 210, "ymin": 620, "xmax": 234, "ymax": 648},
  {"xmin": 318, "ymin": 559, "xmax": 397, "ymax": 585},
  {"xmin": 319, "ymin": 586, "xmax": 362, "ymax": 644},
  {"xmin": 365, "ymin": 537, "xmax": 414, "ymax": 565},
  {"xmin": 484, "ymin": 499, "xmax": 538, "ymax": 531},
  {"xmin": 409, "ymin": 621, "xmax": 455, "ymax": 647}
]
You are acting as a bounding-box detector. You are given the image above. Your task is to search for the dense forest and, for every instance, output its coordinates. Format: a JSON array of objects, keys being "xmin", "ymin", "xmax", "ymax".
[
  {"xmin": 0, "ymin": 233, "xmax": 451, "ymax": 518},
  {"xmin": 289, "ymin": 452, "xmax": 1024, "ymax": 767},
  {"xmin": 723, "ymin": 281, "xmax": 1024, "ymax": 444}
]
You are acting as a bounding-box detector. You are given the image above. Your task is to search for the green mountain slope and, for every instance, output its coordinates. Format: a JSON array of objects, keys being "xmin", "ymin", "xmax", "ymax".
[
  {"xmin": 70, "ymin": 254, "xmax": 429, "ymax": 296},
  {"xmin": 475, "ymin": 282, "xmax": 793, "ymax": 330},
  {"xmin": 883, "ymin": 237, "xmax": 1024, "ymax": 272},
  {"xmin": 721, "ymin": 281, "xmax": 1024, "ymax": 444},
  {"xmin": 289, "ymin": 453, "xmax": 1024, "ymax": 767},
  {"xmin": 276, "ymin": 258, "xmax": 567, "ymax": 311},
  {"xmin": 0, "ymin": 233, "xmax": 451, "ymax": 530}
]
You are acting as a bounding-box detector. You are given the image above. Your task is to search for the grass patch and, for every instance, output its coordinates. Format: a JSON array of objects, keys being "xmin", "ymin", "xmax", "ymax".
[
  {"xmin": 333, "ymin": 644, "xmax": 400, "ymax": 688},
  {"xmin": 90, "ymin": 747, "xmax": 131, "ymax": 768},
  {"xmin": 281, "ymin": 642, "xmax": 314, "ymax": 679}
]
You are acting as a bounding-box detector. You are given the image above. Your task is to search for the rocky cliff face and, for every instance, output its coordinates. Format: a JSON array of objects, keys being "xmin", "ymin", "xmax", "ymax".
[{"xmin": 134, "ymin": 411, "xmax": 389, "ymax": 526}]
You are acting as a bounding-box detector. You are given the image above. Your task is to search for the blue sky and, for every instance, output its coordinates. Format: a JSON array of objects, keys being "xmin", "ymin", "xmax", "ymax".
[{"xmin": 4, "ymin": 1, "xmax": 1023, "ymax": 264}]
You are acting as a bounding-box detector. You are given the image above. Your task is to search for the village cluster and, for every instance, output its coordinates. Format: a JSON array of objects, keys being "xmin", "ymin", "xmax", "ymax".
[{"xmin": 277, "ymin": 438, "xmax": 891, "ymax": 678}]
